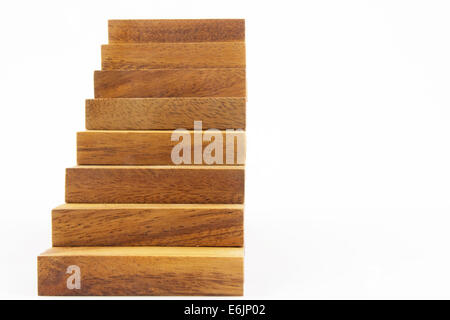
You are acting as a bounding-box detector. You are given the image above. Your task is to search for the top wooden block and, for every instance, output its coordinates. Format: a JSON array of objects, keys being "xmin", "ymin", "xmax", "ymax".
[{"xmin": 108, "ymin": 19, "xmax": 245, "ymax": 43}]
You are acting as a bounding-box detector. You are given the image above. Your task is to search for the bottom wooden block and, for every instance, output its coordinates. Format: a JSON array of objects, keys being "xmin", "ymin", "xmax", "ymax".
[{"xmin": 38, "ymin": 247, "xmax": 243, "ymax": 296}]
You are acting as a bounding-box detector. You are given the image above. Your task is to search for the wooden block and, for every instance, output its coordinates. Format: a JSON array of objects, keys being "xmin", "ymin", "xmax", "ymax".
[
  {"xmin": 52, "ymin": 204, "xmax": 243, "ymax": 247},
  {"xmin": 94, "ymin": 69, "xmax": 246, "ymax": 98},
  {"xmin": 65, "ymin": 166, "xmax": 245, "ymax": 204},
  {"xmin": 77, "ymin": 130, "xmax": 246, "ymax": 165},
  {"xmin": 102, "ymin": 42, "xmax": 245, "ymax": 70},
  {"xmin": 86, "ymin": 98, "xmax": 246, "ymax": 130},
  {"xmin": 38, "ymin": 247, "xmax": 243, "ymax": 296},
  {"xmin": 108, "ymin": 19, "xmax": 245, "ymax": 43}
]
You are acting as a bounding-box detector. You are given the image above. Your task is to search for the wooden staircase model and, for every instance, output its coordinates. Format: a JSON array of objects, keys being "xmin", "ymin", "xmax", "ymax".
[{"xmin": 37, "ymin": 19, "xmax": 246, "ymax": 296}]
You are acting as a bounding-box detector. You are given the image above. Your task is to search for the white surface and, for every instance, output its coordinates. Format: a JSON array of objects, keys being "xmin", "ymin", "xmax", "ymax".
[{"xmin": 1, "ymin": 0, "xmax": 450, "ymax": 299}]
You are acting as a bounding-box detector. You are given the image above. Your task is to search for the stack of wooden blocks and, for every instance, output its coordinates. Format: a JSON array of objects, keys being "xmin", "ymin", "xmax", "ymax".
[{"xmin": 38, "ymin": 19, "xmax": 246, "ymax": 296}]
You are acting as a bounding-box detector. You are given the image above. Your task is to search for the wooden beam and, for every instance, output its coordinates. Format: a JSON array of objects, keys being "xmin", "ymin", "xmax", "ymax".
[
  {"xmin": 94, "ymin": 69, "xmax": 246, "ymax": 98},
  {"xmin": 85, "ymin": 98, "xmax": 246, "ymax": 130},
  {"xmin": 102, "ymin": 42, "xmax": 245, "ymax": 70},
  {"xmin": 77, "ymin": 130, "xmax": 246, "ymax": 165},
  {"xmin": 108, "ymin": 19, "xmax": 245, "ymax": 43},
  {"xmin": 52, "ymin": 204, "xmax": 243, "ymax": 247},
  {"xmin": 65, "ymin": 166, "xmax": 245, "ymax": 204},
  {"xmin": 38, "ymin": 246, "xmax": 243, "ymax": 296}
]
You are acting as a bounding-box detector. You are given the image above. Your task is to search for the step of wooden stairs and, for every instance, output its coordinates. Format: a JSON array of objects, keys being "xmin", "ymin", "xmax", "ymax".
[
  {"xmin": 94, "ymin": 69, "xmax": 246, "ymax": 98},
  {"xmin": 77, "ymin": 130, "xmax": 245, "ymax": 165},
  {"xmin": 108, "ymin": 19, "xmax": 245, "ymax": 43},
  {"xmin": 65, "ymin": 166, "xmax": 245, "ymax": 204},
  {"xmin": 52, "ymin": 204, "xmax": 244, "ymax": 247},
  {"xmin": 85, "ymin": 97, "xmax": 246, "ymax": 130},
  {"xmin": 38, "ymin": 247, "xmax": 244, "ymax": 296},
  {"xmin": 102, "ymin": 42, "xmax": 245, "ymax": 70}
]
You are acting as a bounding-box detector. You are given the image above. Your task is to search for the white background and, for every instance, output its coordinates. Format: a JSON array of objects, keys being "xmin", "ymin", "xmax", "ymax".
[{"xmin": 1, "ymin": 0, "xmax": 450, "ymax": 299}]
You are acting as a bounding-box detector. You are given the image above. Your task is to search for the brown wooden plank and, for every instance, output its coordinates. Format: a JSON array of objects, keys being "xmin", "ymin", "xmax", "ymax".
[
  {"xmin": 65, "ymin": 166, "xmax": 245, "ymax": 204},
  {"xmin": 52, "ymin": 204, "xmax": 243, "ymax": 247},
  {"xmin": 94, "ymin": 69, "xmax": 246, "ymax": 98},
  {"xmin": 85, "ymin": 98, "xmax": 246, "ymax": 130},
  {"xmin": 77, "ymin": 130, "xmax": 246, "ymax": 165},
  {"xmin": 38, "ymin": 246, "xmax": 243, "ymax": 296},
  {"xmin": 102, "ymin": 42, "xmax": 245, "ymax": 70},
  {"xmin": 108, "ymin": 19, "xmax": 245, "ymax": 43}
]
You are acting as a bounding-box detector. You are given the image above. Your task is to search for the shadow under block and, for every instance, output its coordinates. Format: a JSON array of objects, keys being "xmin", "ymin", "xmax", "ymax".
[
  {"xmin": 52, "ymin": 204, "xmax": 243, "ymax": 247},
  {"xmin": 94, "ymin": 69, "xmax": 246, "ymax": 98},
  {"xmin": 102, "ymin": 42, "xmax": 245, "ymax": 70},
  {"xmin": 38, "ymin": 247, "xmax": 244, "ymax": 296},
  {"xmin": 108, "ymin": 19, "xmax": 245, "ymax": 43},
  {"xmin": 85, "ymin": 97, "xmax": 246, "ymax": 130},
  {"xmin": 77, "ymin": 130, "xmax": 246, "ymax": 165},
  {"xmin": 65, "ymin": 166, "xmax": 245, "ymax": 204}
]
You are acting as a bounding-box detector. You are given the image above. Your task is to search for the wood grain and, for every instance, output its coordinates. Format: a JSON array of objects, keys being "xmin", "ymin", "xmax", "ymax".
[
  {"xmin": 102, "ymin": 42, "xmax": 245, "ymax": 70},
  {"xmin": 77, "ymin": 130, "xmax": 246, "ymax": 165},
  {"xmin": 108, "ymin": 19, "xmax": 245, "ymax": 43},
  {"xmin": 65, "ymin": 166, "xmax": 245, "ymax": 204},
  {"xmin": 94, "ymin": 69, "xmax": 246, "ymax": 98},
  {"xmin": 38, "ymin": 246, "xmax": 243, "ymax": 296},
  {"xmin": 52, "ymin": 204, "xmax": 243, "ymax": 247},
  {"xmin": 85, "ymin": 98, "xmax": 246, "ymax": 130}
]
